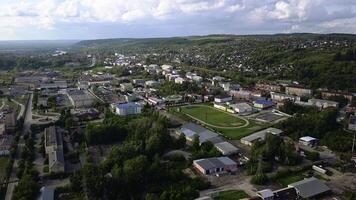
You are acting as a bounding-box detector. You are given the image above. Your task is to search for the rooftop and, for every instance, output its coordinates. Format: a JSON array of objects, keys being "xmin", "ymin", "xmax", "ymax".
[{"xmin": 289, "ymin": 177, "xmax": 330, "ymax": 199}]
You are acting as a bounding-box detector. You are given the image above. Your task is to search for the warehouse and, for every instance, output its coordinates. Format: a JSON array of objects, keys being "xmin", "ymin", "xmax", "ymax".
[{"xmin": 193, "ymin": 157, "xmax": 237, "ymax": 175}]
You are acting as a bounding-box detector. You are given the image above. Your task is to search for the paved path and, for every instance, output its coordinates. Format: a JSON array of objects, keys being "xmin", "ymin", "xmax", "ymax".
[
  {"xmin": 11, "ymin": 98, "xmax": 25, "ymax": 120},
  {"xmin": 181, "ymin": 105, "xmax": 250, "ymax": 129},
  {"xmin": 0, "ymin": 100, "xmax": 5, "ymax": 110},
  {"xmin": 5, "ymin": 93, "xmax": 33, "ymax": 200}
]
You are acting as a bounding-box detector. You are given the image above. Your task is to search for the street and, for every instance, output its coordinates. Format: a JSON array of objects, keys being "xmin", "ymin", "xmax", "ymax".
[{"xmin": 5, "ymin": 92, "xmax": 33, "ymax": 200}]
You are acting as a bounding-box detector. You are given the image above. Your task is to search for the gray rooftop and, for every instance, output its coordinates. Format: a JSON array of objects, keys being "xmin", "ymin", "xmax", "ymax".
[
  {"xmin": 241, "ymin": 127, "xmax": 283, "ymax": 143},
  {"xmin": 214, "ymin": 142, "xmax": 239, "ymax": 155},
  {"xmin": 289, "ymin": 177, "xmax": 330, "ymax": 198}
]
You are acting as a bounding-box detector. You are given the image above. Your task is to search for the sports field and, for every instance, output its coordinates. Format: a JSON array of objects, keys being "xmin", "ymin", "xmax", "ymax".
[
  {"xmin": 178, "ymin": 105, "xmax": 266, "ymax": 140},
  {"xmin": 180, "ymin": 105, "xmax": 247, "ymax": 128}
]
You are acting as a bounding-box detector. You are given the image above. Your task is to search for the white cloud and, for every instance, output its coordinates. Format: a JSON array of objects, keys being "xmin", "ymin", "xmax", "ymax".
[{"xmin": 0, "ymin": 0, "xmax": 356, "ymax": 39}]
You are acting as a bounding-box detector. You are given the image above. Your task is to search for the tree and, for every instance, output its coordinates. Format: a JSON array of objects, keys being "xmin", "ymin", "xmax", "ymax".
[
  {"xmin": 176, "ymin": 133, "xmax": 186, "ymax": 148},
  {"xmin": 13, "ymin": 174, "xmax": 40, "ymax": 200},
  {"xmin": 47, "ymin": 96, "xmax": 57, "ymax": 109}
]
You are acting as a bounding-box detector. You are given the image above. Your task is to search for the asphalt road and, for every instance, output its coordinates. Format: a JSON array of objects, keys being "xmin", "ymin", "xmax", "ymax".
[{"xmin": 5, "ymin": 92, "xmax": 33, "ymax": 200}]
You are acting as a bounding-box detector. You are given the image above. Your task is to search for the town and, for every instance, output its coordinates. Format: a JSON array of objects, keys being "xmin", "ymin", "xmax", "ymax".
[{"xmin": 0, "ymin": 36, "xmax": 355, "ymax": 200}]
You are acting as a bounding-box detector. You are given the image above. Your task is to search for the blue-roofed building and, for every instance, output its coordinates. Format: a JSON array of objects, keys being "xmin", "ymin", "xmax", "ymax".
[
  {"xmin": 253, "ymin": 99, "xmax": 275, "ymax": 109},
  {"xmin": 115, "ymin": 102, "xmax": 143, "ymax": 116}
]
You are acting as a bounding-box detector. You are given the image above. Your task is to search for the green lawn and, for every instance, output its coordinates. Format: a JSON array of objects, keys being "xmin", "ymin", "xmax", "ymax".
[
  {"xmin": 0, "ymin": 157, "xmax": 10, "ymax": 181},
  {"xmin": 172, "ymin": 105, "xmax": 267, "ymax": 140},
  {"xmin": 214, "ymin": 190, "xmax": 249, "ymax": 200},
  {"xmin": 215, "ymin": 121, "xmax": 266, "ymax": 140},
  {"xmin": 277, "ymin": 172, "xmax": 305, "ymax": 187},
  {"xmin": 180, "ymin": 106, "xmax": 246, "ymax": 127}
]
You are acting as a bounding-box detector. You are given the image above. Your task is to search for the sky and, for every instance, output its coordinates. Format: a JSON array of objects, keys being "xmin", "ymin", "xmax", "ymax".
[{"xmin": 0, "ymin": 0, "xmax": 356, "ymax": 40}]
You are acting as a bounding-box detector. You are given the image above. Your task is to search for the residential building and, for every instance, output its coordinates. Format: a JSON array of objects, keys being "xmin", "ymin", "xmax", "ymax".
[
  {"xmin": 231, "ymin": 90, "xmax": 252, "ymax": 100},
  {"xmin": 240, "ymin": 128, "xmax": 283, "ymax": 146},
  {"xmin": 270, "ymin": 92, "xmax": 299, "ymax": 102},
  {"xmin": 255, "ymin": 83, "xmax": 282, "ymax": 92},
  {"xmin": 288, "ymin": 177, "xmax": 331, "ymax": 199},
  {"xmin": 44, "ymin": 126, "xmax": 65, "ymax": 173},
  {"xmin": 285, "ymin": 86, "xmax": 313, "ymax": 97},
  {"xmin": 253, "ymin": 99, "xmax": 275, "ymax": 109},
  {"xmin": 321, "ymin": 91, "xmax": 354, "ymax": 102},
  {"xmin": 299, "ymin": 136, "xmax": 318, "ymax": 147},
  {"xmin": 115, "ymin": 103, "xmax": 142, "ymax": 116},
  {"xmin": 307, "ymin": 99, "xmax": 339, "ymax": 109},
  {"xmin": 193, "ymin": 157, "xmax": 237, "ymax": 175}
]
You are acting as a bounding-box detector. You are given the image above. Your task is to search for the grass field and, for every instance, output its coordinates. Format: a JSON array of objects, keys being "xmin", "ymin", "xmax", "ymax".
[
  {"xmin": 276, "ymin": 172, "xmax": 305, "ymax": 187},
  {"xmin": 176, "ymin": 105, "xmax": 266, "ymax": 140},
  {"xmin": 180, "ymin": 105, "xmax": 247, "ymax": 127},
  {"xmin": 0, "ymin": 157, "xmax": 10, "ymax": 181},
  {"xmin": 214, "ymin": 190, "xmax": 249, "ymax": 200},
  {"xmin": 215, "ymin": 121, "xmax": 266, "ymax": 140}
]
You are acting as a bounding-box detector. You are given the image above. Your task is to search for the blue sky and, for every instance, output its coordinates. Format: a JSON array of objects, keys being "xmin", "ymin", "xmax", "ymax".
[{"xmin": 0, "ymin": 0, "xmax": 355, "ymax": 40}]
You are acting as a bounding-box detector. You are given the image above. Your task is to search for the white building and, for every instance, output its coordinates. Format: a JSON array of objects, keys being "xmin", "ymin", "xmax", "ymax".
[
  {"xmin": 115, "ymin": 103, "xmax": 143, "ymax": 116},
  {"xmin": 229, "ymin": 103, "xmax": 253, "ymax": 114},
  {"xmin": 214, "ymin": 96, "xmax": 233, "ymax": 103}
]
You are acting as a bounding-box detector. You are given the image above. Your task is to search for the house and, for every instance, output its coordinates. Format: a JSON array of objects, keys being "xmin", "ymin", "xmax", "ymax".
[
  {"xmin": 288, "ymin": 177, "xmax": 331, "ymax": 199},
  {"xmin": 177, "ymin": 122, "xmax": 223, "ymax": 144},
  {"xmin": 115, "ymin": 103, "xmax": 142, "ymax": 116},
  {"xmin": 229, "ymin": 103, "xmax": 253, "ymax": 114},
  {"xmin": 44, "ymin": 126, "xmax": 65, "ymax": 173},
  {"xmin": 240, "ymin": 128, "xmax": 283, "ymax": 146},
  {"xmin": 299, "ymin": 136, "xmax": 318, "ymax": 147},
  {"xmin": 193, "ymin": 157, "xmax": 237, "ymax": 175},
  {"xmin": 348, "ymin": 115, "xmax": 356, "ymax": 131},
  {"xmin": 214, "ymin": 141, "xmax": 239, "ymax": 155},
  {"xmin": 270, "ymin": 92, "xmax": 299, "ymax": 102},
  {"xmin": 214, "ymin": 95, "xmax": 233, "ymax": 103},
  {"xmin": 253, "ymin": 99, "xmax": 275, "ymax": 109},
  {"xmin": 285, "ymin": 86, "xmax": 312, "ymax": 97}
]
